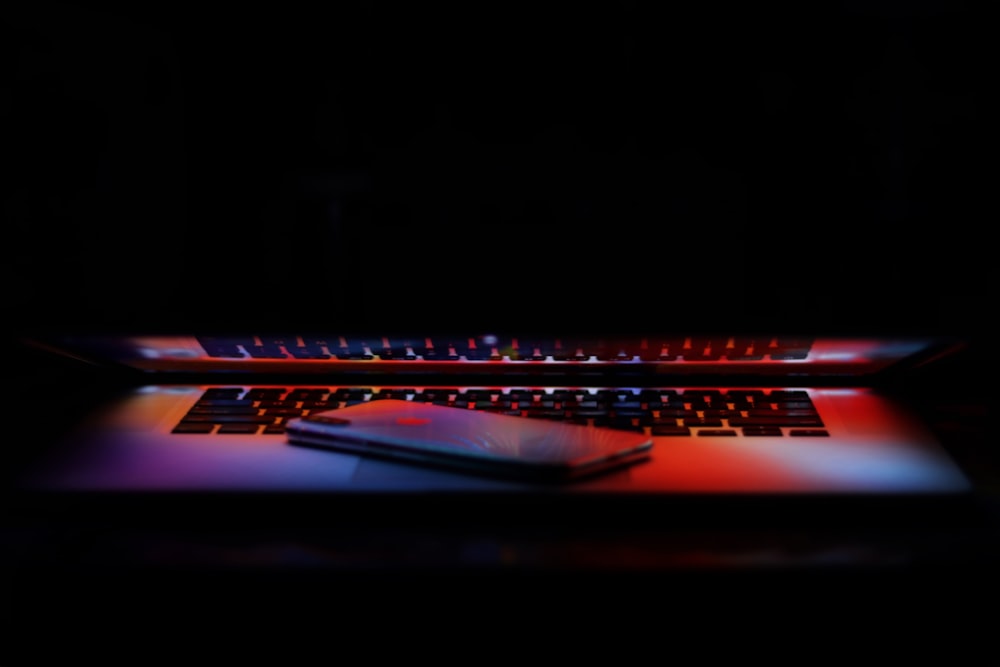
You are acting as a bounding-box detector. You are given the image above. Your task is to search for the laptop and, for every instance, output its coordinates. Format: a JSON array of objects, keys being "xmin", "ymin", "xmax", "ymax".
[
  {"xmin": 11, "ymin": 331, "xmax": 973, "ymax": 503},
  {"xmin": 2, "ymin": 3, "xmax": 992, "ymax": 647},
  {"xmin": 4, "ymin": 2, "xmax": 989, "ymax": 574}
]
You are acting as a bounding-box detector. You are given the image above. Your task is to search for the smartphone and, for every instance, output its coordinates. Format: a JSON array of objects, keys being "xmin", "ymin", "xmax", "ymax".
[{"xmin": 285, "ymin": 399, "xmax": 653, "ymax": 482}]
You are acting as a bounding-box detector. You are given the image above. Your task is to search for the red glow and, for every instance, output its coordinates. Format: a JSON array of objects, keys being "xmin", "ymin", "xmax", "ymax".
[{"xmin": 395, "ymin": 417, "xmax": 432, "ymax": 426}]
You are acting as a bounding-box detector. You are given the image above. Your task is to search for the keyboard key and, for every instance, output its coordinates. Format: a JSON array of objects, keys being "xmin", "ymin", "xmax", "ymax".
[
  {"xmin": 262, "ymin": 408, "xmax": 305, "ymax": 416},
  {"xmin": 681, "ymin": 418, "xmax": 724, "ymax": 427},
  {"xmin": 333, "ymin": 388, "xmax": 371, "ymax": 400},
  {"xmin": 728, "ymin": 416, "xmax": 823, "ymax": 427},
  {"xmin": 766, "ymin": 390, "xmax": 810, "ymax": 400},
  {"xmin": 286, "ymin": 389, "xmax": 330, "ymax": 401},
  {"xmin": 374, "ymin": 389, "xmax": 415, "ymax": 400},
  {"xmin": 769, "ymin": 338, "xmax": 814, "ymax": 359},
  {"xmin": 188, "ymin": 406, "xmax": 260, "ymax": 415},
  {"xmin": 332, "ymin": 338, "xmax": 372, "ymax": 359},
  {"xmin": 657, "ymin": 409, "xmax": 699, "ymax": 419},
  {"xmin": 525, "ymin": 410, "xmax": 567, "ymax": 420},
  {"xmin": 419, "ymin": 389, "xmax": 458, "ymax": 402},
  {"xmin": 287, "ymin": 345, "xmax": 331, "ymax": 359},
  {"xmin": 257, "ymin": 400, "xmax": 300, "ymax": 408},
  {"xmin": 201, "ymin": 388, "xmax": 246, "ymax": 400},
  {"xmin": 700, "ymin": 409, "xmax": 733, "ymax": 418},
  {"xmin": 764, "ymin": 401, "xmax": 816, "ymax": 410},
  {"xmin": 594, "ymin": 417, "xmax": 645, "ymax": 432},
  {"xmin": 744, "ymin": 409, "xmax": 819, "ymax": 418},
  {"xmin": 769, "ymin": 352, "xmax": 809, "ymax": 360},
  {"xmin": 171, "ymin": 423, "xmax": 215, "ymax": 434},
  {"xmin": 196, "ymin": 338, "xmax": 246, "ymax": 358},
  {"xmin": 638, "ymin": 389, "xmax": 668, "ymax": 401},
  {"xmin": 724, "ymin": 338, "xmax": 762, "ymax": 359},
  {"xmin": 244, "ymin": 388, "xmax": 288, "ymax": 401},
  {"xmin": 180, "ymin": 415, "xmax": 274, "ymax": 424},
  {"xmin": 651, "ymin": 425, "xmax": 691, "ymax": 436},
  {"xmin": 573, "ymin": 409, "xmax": 610, "ymax": 419},
  {"xmin": 723, "ymin": 390, "xmax": 766, "ymax": 400},
  {"xmin": 190, "ymin": 399, "xmax": 256, "ymax": 408},
  {"xmin": 301, "ymin": 401, "xmax": 338, "ymax": 410},
  {"xmin": 217, "ymin": 423, "xmax": 263, "ymax": 434},
  {"xmin": 244, "ymin": 344, "xmax": 287, "ymax": 359},
  {"xmin": 741, "ymin": 427, "xmax": 783, "ymax": 437},
  {"xmin": 681, "ymin": 390, "xmax": 723, "ymax": 400}
]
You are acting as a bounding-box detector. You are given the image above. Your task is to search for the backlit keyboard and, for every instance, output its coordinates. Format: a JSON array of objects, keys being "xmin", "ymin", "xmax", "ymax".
[
  {"xmin": 172, "ymin": 386, "xmax": 828, "ymax": 437},
  {"xmin": 195, "ymin": 336, "xmax": 814, "ymax": 362}
]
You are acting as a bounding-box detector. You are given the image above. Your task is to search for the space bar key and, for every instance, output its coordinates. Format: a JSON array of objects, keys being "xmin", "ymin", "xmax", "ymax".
[{"xmin": 728, "ymin": 417, "xmax": 823, "ymax": 426}]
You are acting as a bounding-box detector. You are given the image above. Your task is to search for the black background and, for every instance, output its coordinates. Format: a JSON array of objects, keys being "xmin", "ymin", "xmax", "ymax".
[
  {"xmin": 3, "ymin": 1, "xmax": 1000, "ymax": 645},
  {"xmin": 4, "ymin": 0, "xmax": 995, "ymax": 340}
]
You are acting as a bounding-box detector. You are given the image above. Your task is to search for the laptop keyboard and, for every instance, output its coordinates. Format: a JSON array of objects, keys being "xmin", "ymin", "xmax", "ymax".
[
  {"xmin": 195, "ymin": 336, "xmax": 814, "ymax": 361},
  {"xmin": 172, "ymin": 386, "xmax": 829, "ymax": 437}
]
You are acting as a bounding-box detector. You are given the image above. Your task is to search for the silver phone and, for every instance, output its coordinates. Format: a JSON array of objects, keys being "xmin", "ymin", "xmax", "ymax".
[{"xmin": 285, "ymin": 399, "xmax": 653, "ymax": 482}]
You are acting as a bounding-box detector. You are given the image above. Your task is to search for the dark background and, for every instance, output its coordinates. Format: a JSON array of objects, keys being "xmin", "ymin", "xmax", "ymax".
[
  {"xmin": 3, "ymin": 2, "xmax": 999, "ymax": 644},
  {"xmin": 3, "ymin": 0, "xmax": 995, "ymax": 339}
]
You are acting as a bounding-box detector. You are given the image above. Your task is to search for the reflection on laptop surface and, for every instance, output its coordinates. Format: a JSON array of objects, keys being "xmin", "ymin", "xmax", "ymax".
[{"xmin": 15, "ymin": 333, "xmax": 971, "ymax": 496}]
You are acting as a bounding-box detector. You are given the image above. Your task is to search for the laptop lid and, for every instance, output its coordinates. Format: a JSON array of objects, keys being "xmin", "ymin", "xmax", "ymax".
[{"xmin": 19, "ymin": 331, "xmax": 964, "ymax": 381}]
